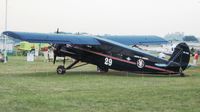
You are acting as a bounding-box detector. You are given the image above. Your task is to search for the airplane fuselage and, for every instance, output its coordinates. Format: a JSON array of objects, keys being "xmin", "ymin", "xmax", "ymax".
[{"xmin": 57, "ymin": 38, "xmax": 180, "ymax": 74}]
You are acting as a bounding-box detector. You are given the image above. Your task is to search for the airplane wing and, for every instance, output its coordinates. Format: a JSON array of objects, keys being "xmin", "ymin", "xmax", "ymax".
[
  {"xmin": 2, "ymin": 31, "xmax": 100, "ymax": 45},
  {"xmin": 3, "ymin": 31, "xmax": 168, "ymax": 46},
  {"xmin": 102, "ymin": 35, "xmax": 168, "ymax": 45}
]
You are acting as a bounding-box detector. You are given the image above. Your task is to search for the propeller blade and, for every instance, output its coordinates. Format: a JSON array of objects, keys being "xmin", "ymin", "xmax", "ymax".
[
  {"xmin": 53, "ymin": 54, "xmax": 56, "ymax": 64},
  {"xmin": 52, "ymin": 44, "xmax": 58, "ymax": 64},
  {"xmin": 63, "ymin": 57, "xmax": 66, "ymax": 65}
]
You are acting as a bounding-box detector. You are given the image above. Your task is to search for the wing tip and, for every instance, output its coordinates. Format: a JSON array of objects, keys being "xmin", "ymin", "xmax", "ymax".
[{"xmin": 2, "ymin": 31, "xmax": 21, "ymax": 39}]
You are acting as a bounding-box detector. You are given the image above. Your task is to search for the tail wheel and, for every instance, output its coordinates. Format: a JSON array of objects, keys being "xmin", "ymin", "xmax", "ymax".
[
  {"xmin": 57, "ymin": 65, "xmax": 66, "ymax": 75},
  {"xmin": 179, "ymin": 68, "xmax": 185, "ymax": 77},
  {"xmin": 180, "ymin": 72, "xmax": 185, "ymax": 77}
]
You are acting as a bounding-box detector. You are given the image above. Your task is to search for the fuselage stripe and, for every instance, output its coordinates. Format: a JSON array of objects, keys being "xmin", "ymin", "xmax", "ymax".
[
  {"xmin": 145, "ymin": 65, "xmax": 175, "ymax": 73},
  {"xmin": 75, "ymin": 47, "xmax": 175, "ymax": 74}
]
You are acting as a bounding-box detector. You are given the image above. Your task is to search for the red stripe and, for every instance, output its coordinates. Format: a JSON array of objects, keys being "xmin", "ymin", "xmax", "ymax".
[
  {"xmin": 75, "ymin": 47, "xmax": 175, "ymax": 73},
  {"xmin": 145, "ymin": 65, "xmax": 175, "ymax": 73}
]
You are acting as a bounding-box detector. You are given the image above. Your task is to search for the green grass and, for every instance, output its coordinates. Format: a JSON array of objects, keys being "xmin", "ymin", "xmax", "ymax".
[{"xmin": 0, "ymin": 56, "xmax": 200, "ymax": 112}]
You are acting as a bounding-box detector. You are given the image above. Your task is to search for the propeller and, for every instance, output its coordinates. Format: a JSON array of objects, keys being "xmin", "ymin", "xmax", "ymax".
[
  {"xmin": 52, "ymin": 44, "xmax": 64, "ymax": 65},
  {"xmin": 52, "ymin": 28, "xmax": 67, "ymax": 65},
  {"xmin": 53, "ymin": 28, "xmax": 59, "ymax": 64},
  {"xmin": 52, "ymin": 45, "xmax": 58, "ymax": 64},
  {"xmin": 53, "ymin": 51, "xmax": 57, "ymax": 64}
]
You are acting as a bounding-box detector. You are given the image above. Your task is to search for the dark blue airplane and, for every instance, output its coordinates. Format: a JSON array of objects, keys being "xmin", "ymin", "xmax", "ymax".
[{"xmin": 2, "ymin": 31, "xmax": 190, "ymax": 76}]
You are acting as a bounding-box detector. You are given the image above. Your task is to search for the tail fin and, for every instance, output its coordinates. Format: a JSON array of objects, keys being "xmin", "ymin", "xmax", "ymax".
[{"xmin": 168, "ymin": 43, "xmax": 190, "ymax": 71}]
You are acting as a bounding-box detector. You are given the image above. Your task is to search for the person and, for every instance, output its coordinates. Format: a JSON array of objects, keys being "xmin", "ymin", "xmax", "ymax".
[
  {"xmin": 48, "ymin": 47, "xmax": 54, "ymax": 62},
  {"xmin": 193, "ymin": 51, "xmax": 199, "ymax": 65},
  {"xmin": 0, "ymin": 52, "xmax": 4, "ymax": 62},
  {"xmin": 191, "ymin": 47, "xmax": 195, "ymax": 56},
  {"xmin": 41, "ymin": 47, "xmax": 48, "ymax": 62}
]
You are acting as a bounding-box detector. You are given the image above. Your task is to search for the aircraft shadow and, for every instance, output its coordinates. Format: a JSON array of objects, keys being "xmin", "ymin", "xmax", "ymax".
[{"xmin": 17, "ymin": 70, "xmax": 187, "ymax": 78}]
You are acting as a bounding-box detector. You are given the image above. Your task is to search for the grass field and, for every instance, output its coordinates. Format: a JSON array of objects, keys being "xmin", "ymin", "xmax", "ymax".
[{"xmin": 0, "ymin": 56, "xmax": 200, "ymax": 112}]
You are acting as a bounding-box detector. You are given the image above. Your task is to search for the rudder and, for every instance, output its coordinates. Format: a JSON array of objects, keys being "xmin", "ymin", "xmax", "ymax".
[{"xmin": 168, "ymin": 43, "xmax": 190, "ymax": 71}]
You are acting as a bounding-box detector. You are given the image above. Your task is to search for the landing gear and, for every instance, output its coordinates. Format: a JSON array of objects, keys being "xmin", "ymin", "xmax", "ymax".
[
  {"xmin": 56, "ymin": 60, "xmax": 79, "ymax": 75},
  {"xmin": 179, "ymin": 68, "xmax": 185, "ymax": 77},
  {"xmin": 57, "ymin": 65, "xmax": 66, "ymax": 74},
  {"xmin": 97, "ymin": 66, "xmax": 109, "ymax": 73},
  {"xmin": 180, "ymin": 72, "xmax": 185, "ymax": 77},
  {"xmin": 56, "ymin": 59, "xmax": 88, "ymax": 75}
]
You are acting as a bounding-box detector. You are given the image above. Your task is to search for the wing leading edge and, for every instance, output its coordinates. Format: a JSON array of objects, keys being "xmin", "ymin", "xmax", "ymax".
[{"xmin": 2, "ymin": 31, "xmax": 101, "ymax": 45}]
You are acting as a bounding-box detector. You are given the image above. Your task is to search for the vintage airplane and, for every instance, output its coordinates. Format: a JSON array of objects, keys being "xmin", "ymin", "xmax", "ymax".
[{"xmin": 2, "ymin": 31, "xmax": 190, "ymax": 76}]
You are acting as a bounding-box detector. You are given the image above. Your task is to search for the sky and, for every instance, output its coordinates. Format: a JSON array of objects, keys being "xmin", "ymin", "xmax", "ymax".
[{"xmin": 0, "ymin": 0, "xmax": 200, "ymax": 37}]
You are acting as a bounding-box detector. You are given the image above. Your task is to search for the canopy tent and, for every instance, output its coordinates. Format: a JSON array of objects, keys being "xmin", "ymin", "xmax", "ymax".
[{"xmin": 18, "ymin": 41, "xmax": 50, "ymax": 51}]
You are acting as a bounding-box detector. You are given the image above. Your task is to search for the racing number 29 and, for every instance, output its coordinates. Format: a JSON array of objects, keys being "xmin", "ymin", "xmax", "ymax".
[{"xmin": 104, "ymin": 57, "xmax": 112, "ymax": 66}]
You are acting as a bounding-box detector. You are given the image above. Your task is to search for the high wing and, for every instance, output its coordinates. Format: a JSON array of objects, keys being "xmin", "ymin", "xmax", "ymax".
[
  {"xmin": 102, "ymin": 35, "xmax": 168, "ymax": 45},
  {"xmin": 3, "ymin": 31, "xmax": 168, "ymax": 46},
  {"xmin": 2, "ymin": 31, "xmax": 100, "ymax": 45}
]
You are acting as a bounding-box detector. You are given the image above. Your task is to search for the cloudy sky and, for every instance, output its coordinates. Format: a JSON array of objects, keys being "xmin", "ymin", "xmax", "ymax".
[{"xmin": 0, "ymin": 0, "xmax": 200, "ymax": 36}]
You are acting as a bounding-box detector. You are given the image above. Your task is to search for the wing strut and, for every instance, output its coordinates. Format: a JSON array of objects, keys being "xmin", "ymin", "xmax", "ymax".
[{"xmin": 66, "ymin": 60, "xmax": 79, "ymax": 69}]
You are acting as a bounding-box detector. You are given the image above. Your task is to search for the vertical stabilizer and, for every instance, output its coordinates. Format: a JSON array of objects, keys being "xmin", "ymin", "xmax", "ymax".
[{"xmin": 168, "ymin": 43, "xmax": 190, "ymax": 71}]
